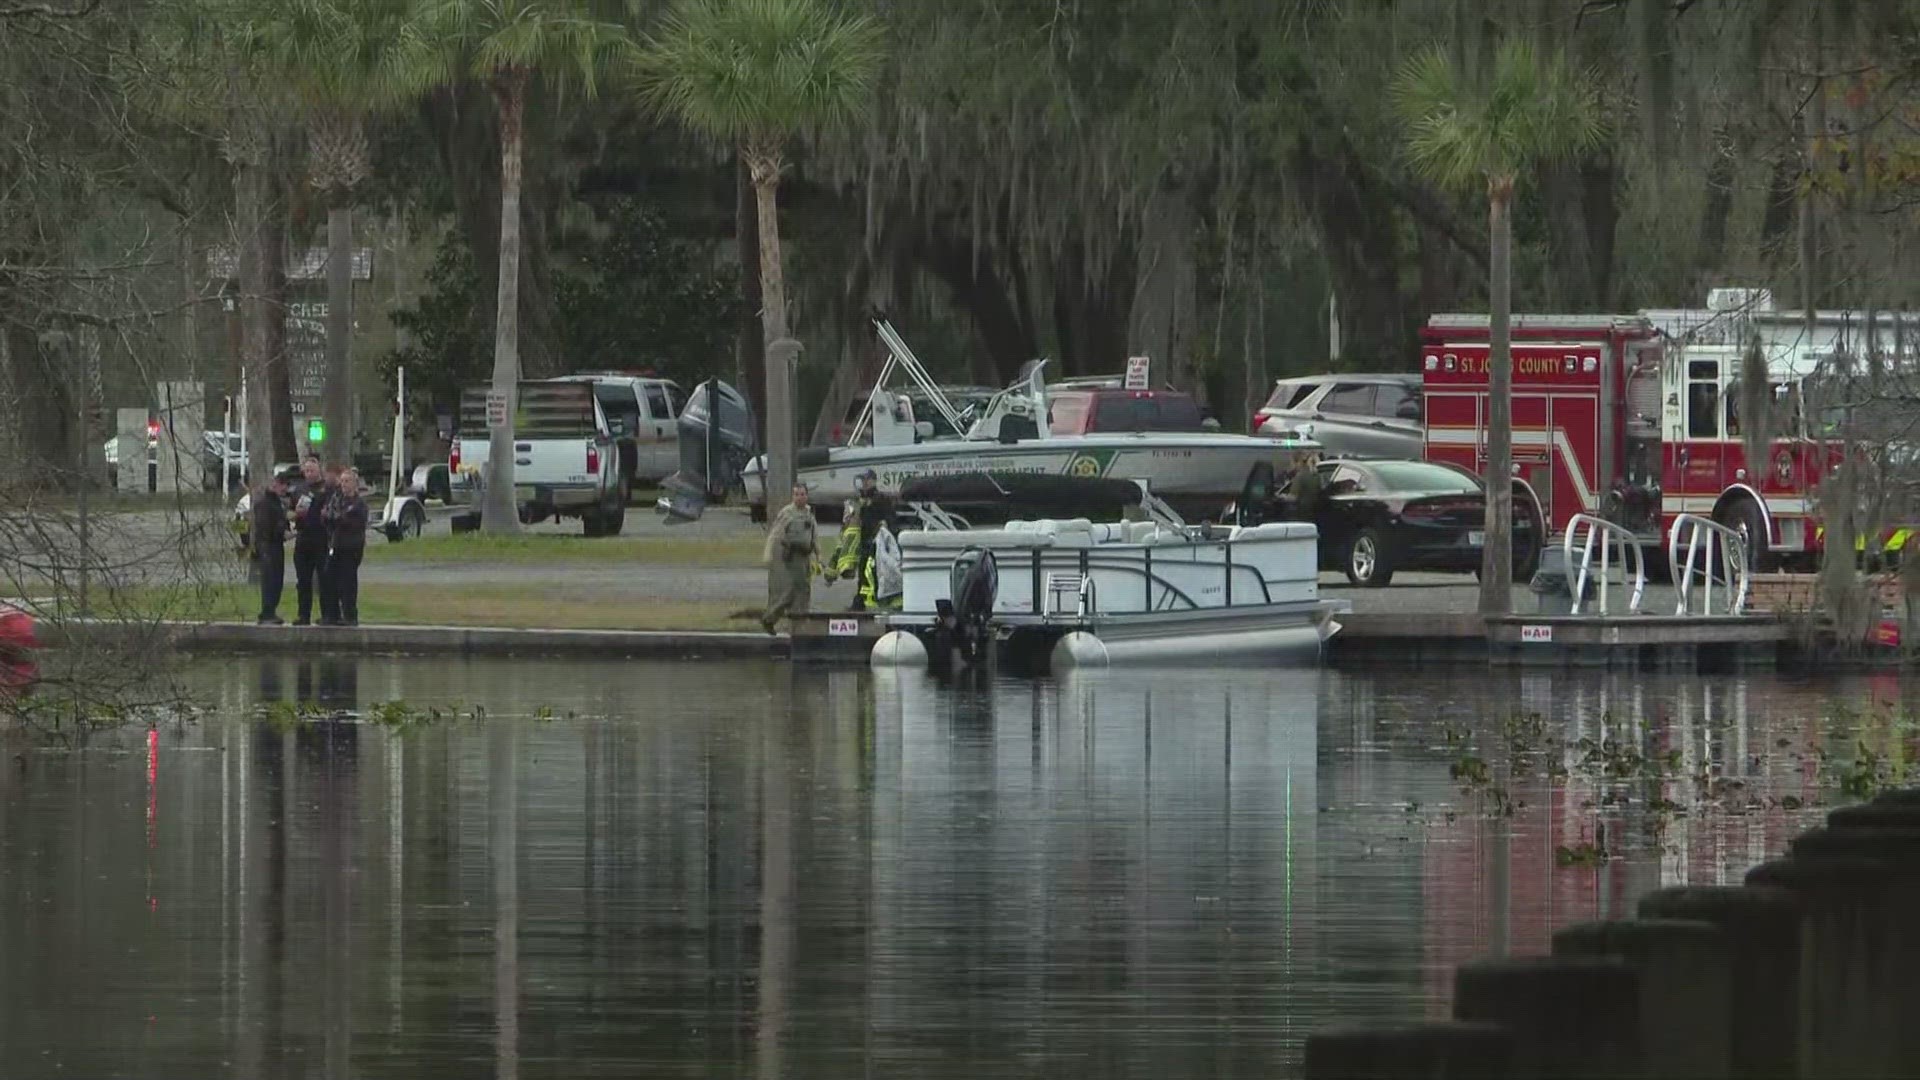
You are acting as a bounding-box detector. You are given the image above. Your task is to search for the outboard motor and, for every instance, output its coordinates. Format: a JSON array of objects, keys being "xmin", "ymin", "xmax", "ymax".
[
  {"xmin": 937, "ymin": 547, "xmax": 998, "ymax": 665},
  {"xmin": 659, "ymin": 379, "xmax": 759, "ymax": 522}
]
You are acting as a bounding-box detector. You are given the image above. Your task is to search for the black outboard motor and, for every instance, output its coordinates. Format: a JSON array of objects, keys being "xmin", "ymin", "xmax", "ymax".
[
  {"xmin": 659, "ymin": 379, "xmax": 759, "ymax": 522},
  {"xmin": 938, "ymin": 547, "xmax": 999, "ymax": 664}
]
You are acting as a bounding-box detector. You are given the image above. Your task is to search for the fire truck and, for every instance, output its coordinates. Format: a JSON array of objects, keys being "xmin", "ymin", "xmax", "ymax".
[{"xmin": 1420, "ymin": 310, "xmax": 1836, "ymax": 571}]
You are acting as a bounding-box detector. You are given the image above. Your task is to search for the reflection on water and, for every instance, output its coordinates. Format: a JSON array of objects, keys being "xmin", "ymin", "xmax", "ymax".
[{"xmin": 0, "ymin": 659, "xmax": 1906, "ymax": 1078}]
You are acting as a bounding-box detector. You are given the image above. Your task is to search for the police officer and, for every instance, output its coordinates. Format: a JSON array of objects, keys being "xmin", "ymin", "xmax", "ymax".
[
  {"xmin": 322, "ymin": 469, "xmax": 370, "ymax": 627},
  {"xmin": 251, "ymin": 471, "xmax": 291, "ymax": 625},
  {"xmin": 761, "ymin": 484, "xmax": 820, "ymax": 634},
  {"xmin": 290, "ymin": 455, "xmax": 334, "ymax": 625}
]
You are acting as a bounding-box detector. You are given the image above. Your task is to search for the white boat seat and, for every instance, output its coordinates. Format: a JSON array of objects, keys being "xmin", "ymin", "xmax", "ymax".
[
  {"xmin": 1234, "ymin": 522, "xmax": 1318, "ymax": 542},
  {"xmin": 899, "ymin": 529, "xmax": 1052, "ymax": 550},
  {"xmin": 1124, "ymin": 521, "xmax": 1160, "ymax": 544}
]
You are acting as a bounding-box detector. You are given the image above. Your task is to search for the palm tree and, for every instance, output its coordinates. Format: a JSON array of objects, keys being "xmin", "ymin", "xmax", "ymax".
[
  {"xmin": 249, "ymin": 0, "xmax": 428, "ymax": 462},
  {"xmin": 1393, "ymin": 40, "xmax": 1607, "ymax": 615},
  {"xmin": 634, "ymin": 0, "xmax": 884, "ymax": 504},
  {"xmin": 424, "ymin": 0, "xmax": 628, "ymax": 533}
]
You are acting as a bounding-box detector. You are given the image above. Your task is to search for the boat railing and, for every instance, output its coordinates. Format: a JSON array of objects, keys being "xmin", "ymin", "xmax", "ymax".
[
  {"xmin": 1669, "ymin": 513, "xmax": 1750, "ymax": 616},
  {"xmin": 902, "ymin": 501, "xmax": 970, "ymax": 532},
  {"xmin": 903, "ymin": 539, "xmax": 1298, "ymax": 614},
  {"xmin": 1565, "ymin": 513, "xmax": 1646, "ymax": 616},
  {"xmin": 849, "ymin": 321, "xmax": 969, "ymax": 445}
]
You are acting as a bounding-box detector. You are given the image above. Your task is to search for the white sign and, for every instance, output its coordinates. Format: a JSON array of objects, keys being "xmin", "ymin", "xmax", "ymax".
[
  {"xmin": 485, "ymin": 391, "xmax": 510, "ymax": 430},
  {"xmin": 827, "ymin": 618, "xmax": 860, "ymax": 637},
  {"xmin": 1520, "ymin": 624, "xmax": 1553, "ymax": 643},
  {"xmin": 1124, "ymin": 356, "xmax": 1151, "ymax": 390}
]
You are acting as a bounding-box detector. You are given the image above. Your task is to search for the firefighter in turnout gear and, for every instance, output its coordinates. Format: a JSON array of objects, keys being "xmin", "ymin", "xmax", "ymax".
[{"xmin": 827, "ymin": 469, "xmax": 896, "ymax": 611}]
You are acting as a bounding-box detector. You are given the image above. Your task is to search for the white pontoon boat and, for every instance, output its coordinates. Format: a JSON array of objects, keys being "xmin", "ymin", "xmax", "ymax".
[{"xmin": 871, "ymin": 480, "xmax": 1347, "ymax": 674}]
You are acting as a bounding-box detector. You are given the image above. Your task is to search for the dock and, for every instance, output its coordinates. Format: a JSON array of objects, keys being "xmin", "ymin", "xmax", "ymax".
[
  {"xmin": 788, "ymin": 608, "xmax": 1791, "ymax": 668},
  {"xmin": 790, "ymin": 570, "xmax": 1801, "ymax": 668}
]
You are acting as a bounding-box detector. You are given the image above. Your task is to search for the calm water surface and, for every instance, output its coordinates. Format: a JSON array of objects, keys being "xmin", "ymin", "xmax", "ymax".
[{"xmin": 1, "ymin": 659, "xmax": 1911, "ymax": 1079}]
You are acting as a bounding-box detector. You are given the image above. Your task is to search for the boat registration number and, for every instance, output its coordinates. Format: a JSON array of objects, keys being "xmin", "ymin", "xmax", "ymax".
[{"xmin": 1468, "ymin": 531, "xmax": 1485, "ymax": 546}]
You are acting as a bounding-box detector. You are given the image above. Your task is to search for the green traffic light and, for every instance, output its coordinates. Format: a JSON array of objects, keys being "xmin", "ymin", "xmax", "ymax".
[{"xmin": 307, "ymin": 418, "xmax": 326, "ymax": 443}]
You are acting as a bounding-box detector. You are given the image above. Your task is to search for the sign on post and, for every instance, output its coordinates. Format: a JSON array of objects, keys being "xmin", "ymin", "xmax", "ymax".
[
  {"xmin": 1124, "ymin": 356, "xmax": 1151, "ymax": 391},
  {"xmin": 485, "ymin": 391, "xmax": 510, "ymax": 430}
]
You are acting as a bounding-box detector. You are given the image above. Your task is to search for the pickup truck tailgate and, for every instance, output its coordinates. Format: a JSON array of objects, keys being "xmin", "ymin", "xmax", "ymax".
[{"xmin": 452, "ymin": 382, "xmax": 607, "ymax": 505}]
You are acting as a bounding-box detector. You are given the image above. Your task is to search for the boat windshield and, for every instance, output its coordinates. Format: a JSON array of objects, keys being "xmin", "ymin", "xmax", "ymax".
[{"xmin": 1087, "ymin": 393, "xmax": 1205, "ymax": 433}]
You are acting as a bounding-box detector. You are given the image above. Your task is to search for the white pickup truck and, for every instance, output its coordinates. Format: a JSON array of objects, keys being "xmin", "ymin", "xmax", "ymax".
[
  {"xmin": 449, "ymin": 380, "xmax": 630, "ymax": 536},
  {"xmin": 546, "ymin": 373, "xmax": 686, "ymax": 489}
]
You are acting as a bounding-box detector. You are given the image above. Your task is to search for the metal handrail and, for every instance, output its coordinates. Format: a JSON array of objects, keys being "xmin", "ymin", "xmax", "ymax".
[
  {"xmin": 1669, "ymin": 514, "xmax": 1750, "ymax": 616},
  {"xmin": 1565, "ymin": 513, "xmax": 1647, "ymax": 615}
]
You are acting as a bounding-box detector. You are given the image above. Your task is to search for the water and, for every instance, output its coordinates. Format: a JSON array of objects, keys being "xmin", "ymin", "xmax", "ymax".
[{"xmin": 0, "ymin": 659, "xmax": 1909, "ymax": 1079}]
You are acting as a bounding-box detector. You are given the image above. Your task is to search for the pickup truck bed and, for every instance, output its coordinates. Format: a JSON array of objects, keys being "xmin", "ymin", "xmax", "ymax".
[{"xmin": 449, "ymin": 381, "xmax": 628, "ymax": 535}]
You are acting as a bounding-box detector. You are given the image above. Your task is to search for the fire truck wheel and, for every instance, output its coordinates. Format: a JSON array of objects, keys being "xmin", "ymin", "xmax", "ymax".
[
  {"xmin": 1714, "ymin": 497, "xmax": 1768, "ymax": 573},
  {"xmin": 1345, "ymin": 528, "xmax": 1395, "ymax": 588}
]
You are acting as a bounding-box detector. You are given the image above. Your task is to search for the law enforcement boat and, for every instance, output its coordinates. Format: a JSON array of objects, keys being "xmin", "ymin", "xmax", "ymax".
[{"xmin": 742, "ymin": 321, "xmax": 1319, "ymax": 524}]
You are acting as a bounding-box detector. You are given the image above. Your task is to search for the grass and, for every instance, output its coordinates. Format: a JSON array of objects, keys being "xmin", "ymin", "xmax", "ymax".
[
  {"xmin": 362, "ymin": 532, "xmax": 764, "ymax": 568},
  {"xmin": 35, "ymin": 582, "xmax": 760, "ymax": 632}
]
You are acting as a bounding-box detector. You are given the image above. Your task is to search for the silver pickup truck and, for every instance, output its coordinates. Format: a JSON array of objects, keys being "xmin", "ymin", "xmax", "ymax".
[{"xmin": 448, "ymin": 381, "xmax": 629, "ymax": 535}]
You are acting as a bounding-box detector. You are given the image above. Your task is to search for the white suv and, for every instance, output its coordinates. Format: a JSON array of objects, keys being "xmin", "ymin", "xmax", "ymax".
[{"xmin": 1254, "ymin": 374, "xmax": 1424, "ymax": 460}]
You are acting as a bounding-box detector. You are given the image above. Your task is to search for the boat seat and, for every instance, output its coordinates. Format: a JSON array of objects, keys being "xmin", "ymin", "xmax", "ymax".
[
  {"xmin": 1233, "ymin": 522, "xmax": 1318, "ymax": 542},
  {"xmin": 1123, "ymin": 521, "xmax": 1160, "ymax": 544},
  {"xmin": 899, "ymin": 529, "xmax": 1052, "ymax": 550},
  {"xmin": 1088, "ymin": 523, "xmax": 1127, "ymax": 544}
]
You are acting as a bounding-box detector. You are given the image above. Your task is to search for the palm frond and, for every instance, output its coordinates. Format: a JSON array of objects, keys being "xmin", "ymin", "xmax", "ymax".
[
  {"xmin": 1392, "ymin": 36, "xmax": 1609, "ymax": 194},
  {"xmin": 634, "ymin": 0, "xmax": 884, "ymax": 149},
  {"xmin": 424, "ymin": 0, "xmax": 629, "ymax": 92},
  {"xmin": 246, "ymin": 0, "xmax": 439, "ymax": 113}
]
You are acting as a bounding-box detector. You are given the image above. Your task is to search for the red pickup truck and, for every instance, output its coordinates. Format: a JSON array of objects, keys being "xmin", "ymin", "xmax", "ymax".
[{"xmin": 1046, "ymin": 388, "xmax": 1218, "ymax": 435}]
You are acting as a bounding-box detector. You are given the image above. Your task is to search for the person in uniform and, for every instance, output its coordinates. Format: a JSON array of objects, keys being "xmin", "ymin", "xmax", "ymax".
[
  {"xmin": 761, "ymin": 484, "xmax": 820, "ymax": 635},
  {"xmin": 322, "ymin": 469, "xmax": 370, "ymax": 626},
  {"xmin": 1287, "ymin": 451, "xmax": 1324, "ymax": 521},
  {"xmin": 251, "ymin": 472, "xmax": 291, "ymax": 625},
  {"xmin": 828, "ymin": 469, "xmax": 897, "ymax": 610},
  {"xmin": 290, "ymin": 455, "xmax": 334, "ymax": 625}
]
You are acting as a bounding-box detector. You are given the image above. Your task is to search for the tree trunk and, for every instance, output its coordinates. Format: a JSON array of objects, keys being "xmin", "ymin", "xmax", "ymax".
[
  {"xmin": 912, "ymin": 222, "xmax": 1040, "ymax": 382},
  {"xmin": 749, "ymin": 149, "xmax": 795, "ymax": 502},
  {"xmin": 1051, "ymin": 240, "xmax": 1136, "ymax": 377},
  {"xmin": 1481, "ymin": 186, "xmax": 1514, "ymax": 616},
  {"xmin": 482, "ymin": 74, "xmax": 527, "ymax": 534},
  {"xmin": 0, "ymin": 322, "xmax": 70, "ymax": 491},
  {"xmin": 238, "ymin": 162, "xmax": 276, "ymax": 488},
  {"xmin": 266, "ymin": 194, "xmax": 298, "ymax": 465},
  {"xmin": 1696, "ymin": 143, "xmax": 1738, "ymax": 278},
  {"xmin": 1581, "ymin": 160, "xmax": 1619, "ymax": 309},
  {"xmin": 324, "ymin": 202, "xmax": 354, "ymax": 459},
  {"xmin": 735, "ymin": 159, "xmax": 766, "ymax": 445},
  {"xmin": 1291, "ymin": 136, "xmax": 1412, "ymax": 367}
]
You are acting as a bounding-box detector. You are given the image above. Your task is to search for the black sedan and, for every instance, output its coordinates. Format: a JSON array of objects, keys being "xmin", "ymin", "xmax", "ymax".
[{"xmin": 1277, "ymin": 458, "xmax": 1540, "ymax": 587}]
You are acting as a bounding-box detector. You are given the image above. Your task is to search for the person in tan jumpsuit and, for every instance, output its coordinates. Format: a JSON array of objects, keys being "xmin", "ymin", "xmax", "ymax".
[{"xmin": 761, "ymin": 484, "xmax": 820, "ymax": 634}]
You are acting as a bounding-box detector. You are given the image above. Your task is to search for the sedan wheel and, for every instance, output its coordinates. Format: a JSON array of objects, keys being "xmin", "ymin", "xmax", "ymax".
[{"xmin": 1345, "ymin": 528, "xmax": 1395, "ymax": 588}]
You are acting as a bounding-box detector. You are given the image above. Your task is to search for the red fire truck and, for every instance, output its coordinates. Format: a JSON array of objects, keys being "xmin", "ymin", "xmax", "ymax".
[{"xmin": 1420, "ymin": 313, "xmax": 1836, "ymax": 570}]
